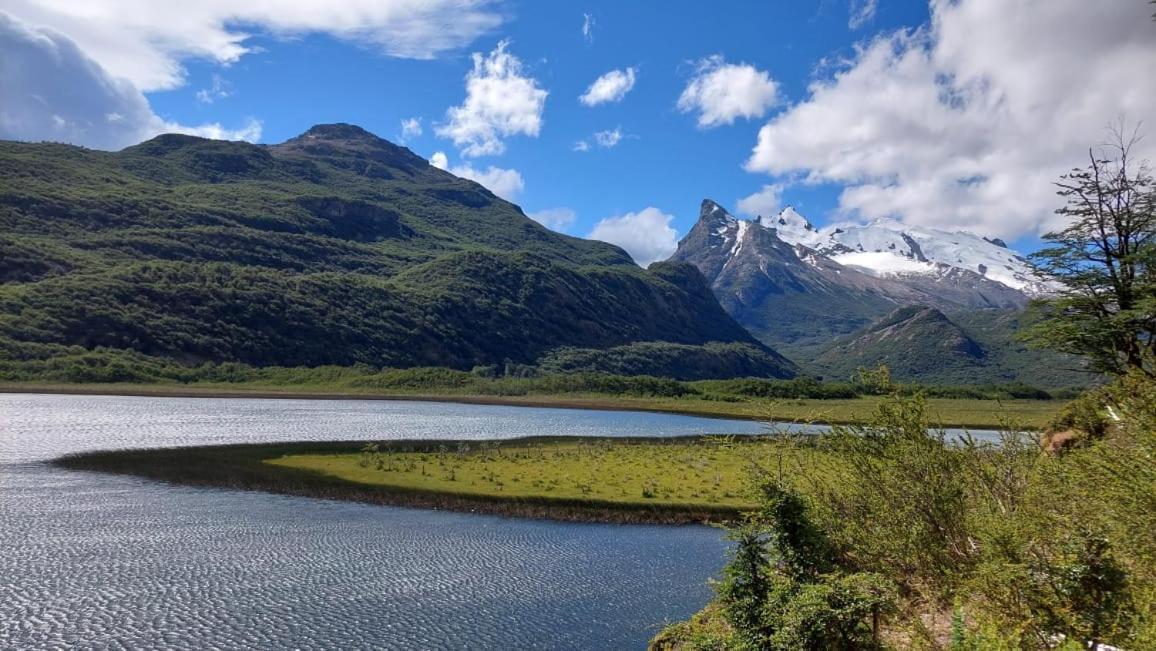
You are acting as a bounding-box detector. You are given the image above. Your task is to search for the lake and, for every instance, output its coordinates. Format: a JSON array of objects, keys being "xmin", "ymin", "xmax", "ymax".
[{"xmin": 1, "ymin": 393, "xmax": 780, "ymax": 650}]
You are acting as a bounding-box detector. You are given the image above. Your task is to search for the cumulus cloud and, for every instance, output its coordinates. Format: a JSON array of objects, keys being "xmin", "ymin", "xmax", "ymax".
[
  {"xmin": 429, "ymin": 150, "xmax": 523, "ymax": 201},
  {"xmin": 579, "ymin": 67, "xmax": 636, "ymax": 106},
  {"xmin": 572, "ymin": 140, "xmax": 591, "ymax": 152},
  {"xmin": 677, "ymin": 55, "xmax": 780, "ymax": 128},
  {"xmin": 527, "ymin": 207, "xmax": 576, "ymax": 232},
  {"xmin": 5, "ymin": 0, "xmax": 504, "ymax": 92},
  {"xmin": 744, "ymin": 0, "xmax": 1156, "ymax": 239},
  {"xmin": 588, "ymin": 207, "xmax": 679, "ymax": 267},
  {"xmin": 849, "ymin": 0, "xmax": 878, "ymax": 29},
  {"xmin": 736, "ymin": 184, "xmax": 784, "ymax": 218},
  {"xmin": 450, "ymin": 163, "xmax": 525, "ymax": 201},
  {"xmin": 436, "ymin": 40, "xmax": 548, "ymax": 158},
  {"xmin": 0, "ymin": 12, "xmax": 260, "ymax": 150},
  {"xmin": 399, "ymin": 117, "xmax": 422, "ymax": 142}
]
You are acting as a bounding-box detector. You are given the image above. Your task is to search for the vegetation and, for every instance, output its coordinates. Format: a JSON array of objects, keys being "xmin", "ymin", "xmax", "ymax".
[
  {"xmin": 55, "ymin": 436, "xmax": 806, "ymax": 524},
  {"xmin": 0, "ymin": 354, "xmax": 1070, "ymax": 428},
  {"xmin": 1023, "ymin": 126, "xmax": 1156, "ymax": 377},
  {"xmin": 815, "ymin": 306, "xmax": 1094, "ymax": 388},
  {"xmin": 656, "ymin": 133, "xmax": 1156, "ymax": 650},
  {"xmin": 653, "ymin": 377, "xmax": 1156, "ymax": 649},
  {"xmin": 0, "ymin": 125, "xmax": 789, "ymax": 378},
  {"xmin": 268, "ymin": 438, "xmax": 785, "ymax": 511}
]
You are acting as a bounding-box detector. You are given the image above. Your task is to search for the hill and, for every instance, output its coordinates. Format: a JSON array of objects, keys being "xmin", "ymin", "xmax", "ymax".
[
  {"xmin": 812, "ymin": 306, "xmax": 1093, "ymax": 387},
  {"xmin": 0, "ymin": 125, "xmax": 795, "ymax": 380}
]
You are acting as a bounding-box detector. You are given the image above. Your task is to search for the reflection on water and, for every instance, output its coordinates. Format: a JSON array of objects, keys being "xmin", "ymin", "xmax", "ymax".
[{"xmin": 1, "ymin": 394, "xmax": 770, "ymax": 650}]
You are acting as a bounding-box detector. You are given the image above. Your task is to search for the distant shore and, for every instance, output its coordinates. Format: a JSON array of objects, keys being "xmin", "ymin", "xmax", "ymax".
[{"xmin": 0, "ymin": 382, "xmax": 1054, "ymax": 430}]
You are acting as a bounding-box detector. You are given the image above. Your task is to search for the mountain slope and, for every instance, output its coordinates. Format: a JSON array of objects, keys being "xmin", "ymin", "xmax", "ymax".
[
  {"xmin": 670, "ymin": 200, "xmax": 1027, "ymax": 360},
  {"xmin": 0, "ymin": 125, "xmax": 794, "ymax": 378},
  {"xmin": 812, "ymin": 306, "xmax": 987, "ymax": 384},
  {"xmin": 812, "ymin": 306, "xmax": 1094, "ymax": 387}
]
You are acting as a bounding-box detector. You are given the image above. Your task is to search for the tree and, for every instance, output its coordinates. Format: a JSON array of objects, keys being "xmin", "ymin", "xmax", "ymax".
[{"xmin": 1024, "ymin": 125, "xmax": 1156, "ymax": 378}]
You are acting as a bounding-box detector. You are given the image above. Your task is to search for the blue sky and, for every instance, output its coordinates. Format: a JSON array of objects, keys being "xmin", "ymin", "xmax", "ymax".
[
  {"xmin": 146, "ymin": 1, "xmax": 930, "ymax": 245},
  {"xmin": 3, "ymin": 0, "xmax": 1154, "ymax": 265}
]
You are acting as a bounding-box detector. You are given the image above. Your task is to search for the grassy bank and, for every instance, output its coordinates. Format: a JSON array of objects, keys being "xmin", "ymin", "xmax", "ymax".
[
  {"xmin": 54, "ymin": 437, "xmax": 828, "ymax": 524},
  {"xmin": 1, "ymin": 380, "xmax": 1061, "ymax": 430}
]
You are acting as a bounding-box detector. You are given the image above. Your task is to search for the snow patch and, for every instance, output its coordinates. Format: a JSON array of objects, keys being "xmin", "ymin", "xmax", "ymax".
[
  {"xmin": 767, "ymin": 207, "xmax": 1038, "ymax": 291},
  {"xmin": 832, "ymin": 251, "xmax": 939, "ymax": 276}
]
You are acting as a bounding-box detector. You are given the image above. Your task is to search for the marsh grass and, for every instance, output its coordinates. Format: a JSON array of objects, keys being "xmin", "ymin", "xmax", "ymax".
[
  {"xmin": 266, "ymin": 436, "xmax": 842, "ymax": 510},
  {"xmin": 55, "ymin": 436, "xmax": 841, "ymax": 524}
]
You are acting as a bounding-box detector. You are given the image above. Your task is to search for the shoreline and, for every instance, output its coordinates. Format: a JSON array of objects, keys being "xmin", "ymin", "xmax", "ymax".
[
  {"xmin": 52, "ymin": 438, "xmax": 750, "ymax": 526},
  {"xmin": 0, "ymin": 382, "xmax": 1043, "ymax": 430}
]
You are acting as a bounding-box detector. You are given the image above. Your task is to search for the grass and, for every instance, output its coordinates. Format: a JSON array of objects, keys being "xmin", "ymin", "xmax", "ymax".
[
  {"xmin": 56, "ymin": 436, "xmax": 838, "ymax": 524},
  {"xmin": 1, "ymin": 382, "xmax": 1060, "ymax": 430},
  {"xmin": 269, "ymin": 439, "xmax": 782, "ymax": 509}
]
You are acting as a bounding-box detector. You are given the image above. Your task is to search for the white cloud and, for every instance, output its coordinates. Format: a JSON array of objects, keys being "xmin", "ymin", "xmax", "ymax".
[
  {"xmin": 527, "ymin": 207, "xmax": 576, "ymax": 232},
  {"xmin": 579, "ymin": 67, "xmax": 636, "ymax": 106},
  {"xmin": 195, "ymin": 74, "xmax": 231, "ymax": 104},
  {"xmin": 572, "ymin": 140, "xmax": 590, "ymax": 152},
  {"xmin": 736, "ymin": 184, "xmax": 784, "ymax": 218},
  {"xmin": 0, "ymin": 12, "xmax": 260, "ymax": 150},
  {"xmin": 436, "ymin": 39, "xmax": 548, "ymax": 158},
  {"xmin": 593, "ymin": 127, "xmax": 623, "ymax": 148},
  {"xmin": 582, "ymin": 12, "xmax": 595, "ymax": 44},
  {"xmin": 588, "ymin": 207, "xmax": 679, "ymax": 267},
  {"xmin": 399, "ymin": 117, "xmax": 422, "ymax": 142},
  {"xmin": 745, "ymin": 0, "xmax": 1156, "ymax": 240},
  {"xmin": 4, "ymin": 0, "xmax": 504, "ymax": 92},
  {"xmin": 677, "ymin": 55, "xmax": 780, "ymax": 128},
  {"xmin": 849, "ymin": 0, "xmax": 878, "ymax": 29},
  {"xmin": 429, "ymin": 150, "xmax": 524, "ymax": 201},
  {"xmin": 449, "ymin": 163, "xmax": 524, "ymax": 201}
]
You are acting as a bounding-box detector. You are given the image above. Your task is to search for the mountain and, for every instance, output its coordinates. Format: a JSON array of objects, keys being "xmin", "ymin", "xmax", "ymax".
[
  {"xmin": 0, "ymin": 125, "xmax": 795, "ymax": 379},
  {"xmin": 813, "ymin": 306, "xmax": 1092, "ymax": 387},
  {"xmin": 670, "ymin": 200, "xmax": 1028, "ymax": 361},
  {"xmin": 766, "ymin": 207, "xmax": 1043, "ymax": 292},
  {"xmin": 812, "ymin": 306, "xmax": 987, "ymax": 385}
]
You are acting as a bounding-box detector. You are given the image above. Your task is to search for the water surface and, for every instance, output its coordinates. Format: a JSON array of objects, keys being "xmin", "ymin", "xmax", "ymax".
[{"xmin": 1, "ymin": 393, "xmax": 776, "ymax": 650}]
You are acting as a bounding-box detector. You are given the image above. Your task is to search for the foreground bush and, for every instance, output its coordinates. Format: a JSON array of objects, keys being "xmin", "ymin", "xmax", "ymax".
[{"xmin": 654, "ymin": 374, "xmax": 1156, "ymax": 649}]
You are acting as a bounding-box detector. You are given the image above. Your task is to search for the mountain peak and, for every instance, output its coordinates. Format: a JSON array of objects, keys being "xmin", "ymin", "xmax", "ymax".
[
  {"xmin": 298, "ymin": 123, "xmax": 381, "ymax": 142},
  {"xmin": 273, "ymin": 122, "xmax": 426, "ymax": 175},
  {"xmin": 762, "ymin": 205, "xmax": 824, "ymax": 249},
  {"xmin": 698, "ymin": 199, "xmax": 737, "ymax": 227}
]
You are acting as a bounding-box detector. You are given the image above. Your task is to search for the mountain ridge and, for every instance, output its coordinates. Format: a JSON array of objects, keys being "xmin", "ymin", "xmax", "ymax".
[
  {"xmin": 670, "ymin": 199, "xmax": 1028, "ymax": 361},
  {"xmin": 0, "ymin": 126, "xmax": 796, "ymax": 379}
]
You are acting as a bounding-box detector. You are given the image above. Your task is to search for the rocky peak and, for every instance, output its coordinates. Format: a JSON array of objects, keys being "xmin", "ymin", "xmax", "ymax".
[
  {"xmin": 297, "ymin": 123, "xmax": 381, "ymax": 143},
  {"xmin": 699, "ymin": 199, "xmax": 737, "ymax": 227},
  {"xmin": 272, "ymin": 123, "xmax": 426, "ymax": 177}
]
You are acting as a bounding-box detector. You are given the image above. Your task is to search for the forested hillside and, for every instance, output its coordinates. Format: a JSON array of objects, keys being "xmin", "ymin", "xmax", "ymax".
[{"xmin": 0, "ymin": 124, "xmax": 795, "ymax": 379}]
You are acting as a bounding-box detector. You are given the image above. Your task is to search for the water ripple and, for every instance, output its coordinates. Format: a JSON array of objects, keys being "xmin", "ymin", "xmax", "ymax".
[{"xmin": 0, "ymin": 394, "xmax": 737, "ymax": 649}]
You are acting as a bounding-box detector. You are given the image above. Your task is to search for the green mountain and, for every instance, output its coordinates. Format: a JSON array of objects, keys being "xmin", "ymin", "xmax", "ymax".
[
  {"xmin": 0, "ymin": 124, "xmax": 795, "ymax": 379},
  {"xmin": 812, "ymin": 305, "xmax": 1093, "ymax": 387}
]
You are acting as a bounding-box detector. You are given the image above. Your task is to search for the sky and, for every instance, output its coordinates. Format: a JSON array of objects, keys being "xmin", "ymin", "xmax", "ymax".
[{"xmin": 2, "ymin": 0, "xmax": 1155, "ymax": 266}]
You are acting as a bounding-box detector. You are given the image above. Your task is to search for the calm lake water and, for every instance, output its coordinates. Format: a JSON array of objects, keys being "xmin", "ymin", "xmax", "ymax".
[{"xmin": 1, "ymin": 393, "xmax": 782, "ymax": 650}]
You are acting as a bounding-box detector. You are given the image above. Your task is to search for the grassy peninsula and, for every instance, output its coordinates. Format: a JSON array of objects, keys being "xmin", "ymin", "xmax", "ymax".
[{"xmin": 54, "ymin": 436, "xmax": 816, "ymax": 524}]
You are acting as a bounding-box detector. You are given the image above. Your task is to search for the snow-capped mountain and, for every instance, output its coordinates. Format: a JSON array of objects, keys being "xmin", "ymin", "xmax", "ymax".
[
  {"xmin": 761, "ymin": 207, "xmax": 1039, "ymax": 293},
  {"xmin": 671, "ymin": 199, "xmax": 1030, "ymax": 359}
]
